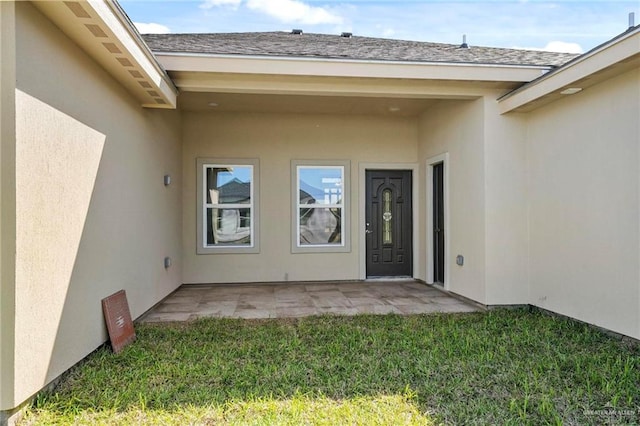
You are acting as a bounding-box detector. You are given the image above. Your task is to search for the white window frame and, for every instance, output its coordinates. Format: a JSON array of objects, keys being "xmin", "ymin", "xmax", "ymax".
[
  {"xmin": 196, "ymin": 158, "xmax": 260, "ymax": 254},
  {"xmin": 292, "ymin": 160, "xmax": 350, "ymax": 253}
]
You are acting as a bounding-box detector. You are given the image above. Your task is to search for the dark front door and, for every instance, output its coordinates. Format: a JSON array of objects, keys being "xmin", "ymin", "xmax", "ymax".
[
  {"xmin": 365, "ymin": 170, "xmax": 412, "ymax": 277},
  {"xmin": 433, "ymin": 162, "xmax": 445, "ymax": 284}
]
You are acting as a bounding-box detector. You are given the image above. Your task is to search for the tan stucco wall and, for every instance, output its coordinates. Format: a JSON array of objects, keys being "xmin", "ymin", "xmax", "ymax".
[
  {"xmin": 418, "ymin": 98, "xmax": 488, "ymax": 303},
  {"xmin": 417, "ymin": 94, "xmax": 531, "ymax": 307},
  {"xmin": 0, "ymin": 1, "xmax": 17, "ymax": 413},
  {"xmin": 527, "ymin": 68, "xmax": 640, "ymax": 339},
  {"xmin": 8, "ymin": 3, "xmax": 182, "ymax": 409},
  {"xmin": 183, "ymin": 111, "xmax": 418, "ymax": 283},
  {"xmin": 482, "ymin": 97, "xmax": 528, "ymax": 304}
]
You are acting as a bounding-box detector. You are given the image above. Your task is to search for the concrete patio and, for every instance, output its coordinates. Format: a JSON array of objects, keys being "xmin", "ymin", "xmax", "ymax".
[{"xmin": 139, "ymin": 280, "xmax": 481, "ymax": 322}]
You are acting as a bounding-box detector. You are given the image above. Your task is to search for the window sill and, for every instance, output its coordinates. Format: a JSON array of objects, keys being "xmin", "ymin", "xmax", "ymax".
[
  {"xmin": 292, "ymin": 244, "xmax": 351, "ymax": 254},
  {"xmin": 197, "ymin": 246, "xmax": 259, "ymax": 255}
]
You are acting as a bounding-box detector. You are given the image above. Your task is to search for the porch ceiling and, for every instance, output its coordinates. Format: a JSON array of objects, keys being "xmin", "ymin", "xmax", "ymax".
[
  {"xmin": 178, "ymin": 91, "xmax": 441, "ymax": 116},
  {"xmin": 172, "ymin": 72, "xmax": 524, "ymax": 115}
]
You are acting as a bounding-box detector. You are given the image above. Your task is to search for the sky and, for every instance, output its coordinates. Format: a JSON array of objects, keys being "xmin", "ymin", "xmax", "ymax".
[{"xmin": 120, "ymin": 0, "xmax": 639, "ymax": 53}]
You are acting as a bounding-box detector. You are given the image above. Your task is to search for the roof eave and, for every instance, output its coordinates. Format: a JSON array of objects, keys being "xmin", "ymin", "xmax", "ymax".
[
  {"xmin": 32, "ymin": 0, "xmax": 178, "ymax": 109},
  {"xmin": 498, "ymin": 25, "xmax": 640, "ymax": 114},
  {"xmin": 153, "ymin": 51, "xmax": 554, "ymax": 85}
]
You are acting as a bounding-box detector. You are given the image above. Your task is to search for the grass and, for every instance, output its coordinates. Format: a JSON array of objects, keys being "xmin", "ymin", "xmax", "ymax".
[{"xmin": 21, "ymin": 309, "xmax": 640, "ymax": 425}]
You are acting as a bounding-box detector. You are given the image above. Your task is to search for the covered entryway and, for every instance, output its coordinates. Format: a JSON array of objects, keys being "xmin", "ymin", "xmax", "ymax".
[
  {"xmin": 365, "ymin": 170, "xmax": 413, "ymax": 277},
  {"xmin": 149, "ymin": 34, "xmax": 543, "ymax": 289}
]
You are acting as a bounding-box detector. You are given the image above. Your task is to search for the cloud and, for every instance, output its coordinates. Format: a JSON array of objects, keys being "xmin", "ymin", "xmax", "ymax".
[
  {"xmin": 541, "ymin": 41, "xmax": 583, "ymax": 54},
  {"xmin": 374, "ymin": 24, "xmax": 395, "ymax": 38},
  {"xmin": 382, "ymin": 28, "xmax": 395, "ymax": 37},
  {"xmin": 246, "ymin": 0, "xmax": 343, "ymax": 25},
  {"xmin": 134, "ymin": 22, "xmax": 171, "ymax": 34},
  {"xmin": 516, "ymin": 41, "xmax": 583, "ymax": 54},
  {"xmin": 200, "ymin": 0, "xmax": 242, "ymax": 9}
]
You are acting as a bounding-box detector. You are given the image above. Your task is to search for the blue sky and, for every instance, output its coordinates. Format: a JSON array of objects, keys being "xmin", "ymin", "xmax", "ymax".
[{"xmin": 121, "ymin": 0, "xmax": 639, "ymax": 53}]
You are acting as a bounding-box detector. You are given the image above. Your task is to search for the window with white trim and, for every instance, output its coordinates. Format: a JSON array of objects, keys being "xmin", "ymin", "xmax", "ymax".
[
  {"xmin": 197, "ymin": 159, "xmax": 259, "ymax": 254},
  {"xmin": 292, "ymin": 160, "xmax": 350, "ymax": 253}
]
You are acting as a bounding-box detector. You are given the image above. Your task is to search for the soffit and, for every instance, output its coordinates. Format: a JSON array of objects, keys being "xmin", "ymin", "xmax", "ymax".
[
  {"xmin": 32, "ymin": 0, "xmax": 177, "ymax": 109},
  {"xmin": 499, "ymin": 27, "xmax": 640, "ymax": 113},
  {"xmin": 179, "ymin": 91, "xmax": 440, "ymax": 116}
]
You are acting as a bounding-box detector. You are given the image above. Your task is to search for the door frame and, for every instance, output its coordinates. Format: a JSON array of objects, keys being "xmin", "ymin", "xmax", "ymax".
[
  {"xmin": 425, "ymin": 153, "xmax": 450, "ymax": 290},
  {"xmin": 359, "ymin": 163, "xmax": 419, "ymax": 280}
]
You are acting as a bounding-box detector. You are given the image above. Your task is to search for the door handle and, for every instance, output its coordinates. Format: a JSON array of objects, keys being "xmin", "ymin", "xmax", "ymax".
[{"xmin": 365, "ymin": 222, "xmax": 373, "ymax": 234}]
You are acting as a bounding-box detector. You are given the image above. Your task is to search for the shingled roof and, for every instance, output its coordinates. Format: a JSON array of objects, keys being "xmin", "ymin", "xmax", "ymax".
[{"xmin": 142, "ymin": 32, "xmax": 578, "ymax": 68}]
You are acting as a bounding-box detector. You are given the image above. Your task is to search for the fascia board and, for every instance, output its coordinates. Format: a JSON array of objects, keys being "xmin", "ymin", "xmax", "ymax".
[{"xmin": 155, "ymin": 53, "xmax": 551, "ymax": 84}]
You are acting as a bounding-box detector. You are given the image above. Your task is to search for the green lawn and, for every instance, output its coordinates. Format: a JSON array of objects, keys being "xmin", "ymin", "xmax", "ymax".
[{"xmin": 21, "ymin": 309, "xmax": 640, "ymax": 425}]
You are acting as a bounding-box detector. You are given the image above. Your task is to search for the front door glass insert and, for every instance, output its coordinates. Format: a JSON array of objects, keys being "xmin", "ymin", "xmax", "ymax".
[{"xmin": 382, "ymin": 189, "xmax": 392, "ymax": 245}]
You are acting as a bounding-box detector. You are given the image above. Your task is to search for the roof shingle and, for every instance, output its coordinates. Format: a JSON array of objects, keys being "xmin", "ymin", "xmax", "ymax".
[{"xmin": 142, "ymin": 32, "xmax": 577, "ymax": 67}]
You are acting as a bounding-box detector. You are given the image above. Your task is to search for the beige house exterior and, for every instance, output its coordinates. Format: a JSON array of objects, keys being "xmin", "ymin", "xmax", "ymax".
[{"xmin": 1, "ymin": 0, "xmax": 639, "ymax": 422}]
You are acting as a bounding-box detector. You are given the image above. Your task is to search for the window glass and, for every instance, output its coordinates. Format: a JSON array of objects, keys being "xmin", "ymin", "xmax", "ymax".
[
  {"xmin": 205, "ymin": 167, "xmax": 252, "ymax": 205},
  {"xmin": 297, "ymin": 166, "xmax": 344, "ymax": 246},
  {"xmin": 204, "ymin": 165, "xmax": 253, "ymax": 247}
]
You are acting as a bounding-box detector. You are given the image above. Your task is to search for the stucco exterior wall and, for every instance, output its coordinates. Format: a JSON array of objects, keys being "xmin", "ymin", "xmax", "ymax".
[
  {"xmin": 418, "ymin": 98, "xmax": 487, "ymax": 303},
  {"xmin": 182, "ymin": 111, "xmax": 418, "ymax": 283},
  {"xmin": 483, "ymin": 97, "xmax": 529, "ymax": 305},
  {"xmin": 527, "ymin": 68, "xmax": 640, "ymax": 339},
  {"xmin": 9, "ymin": 3, "xmax": 182, "ymax": 409}
]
